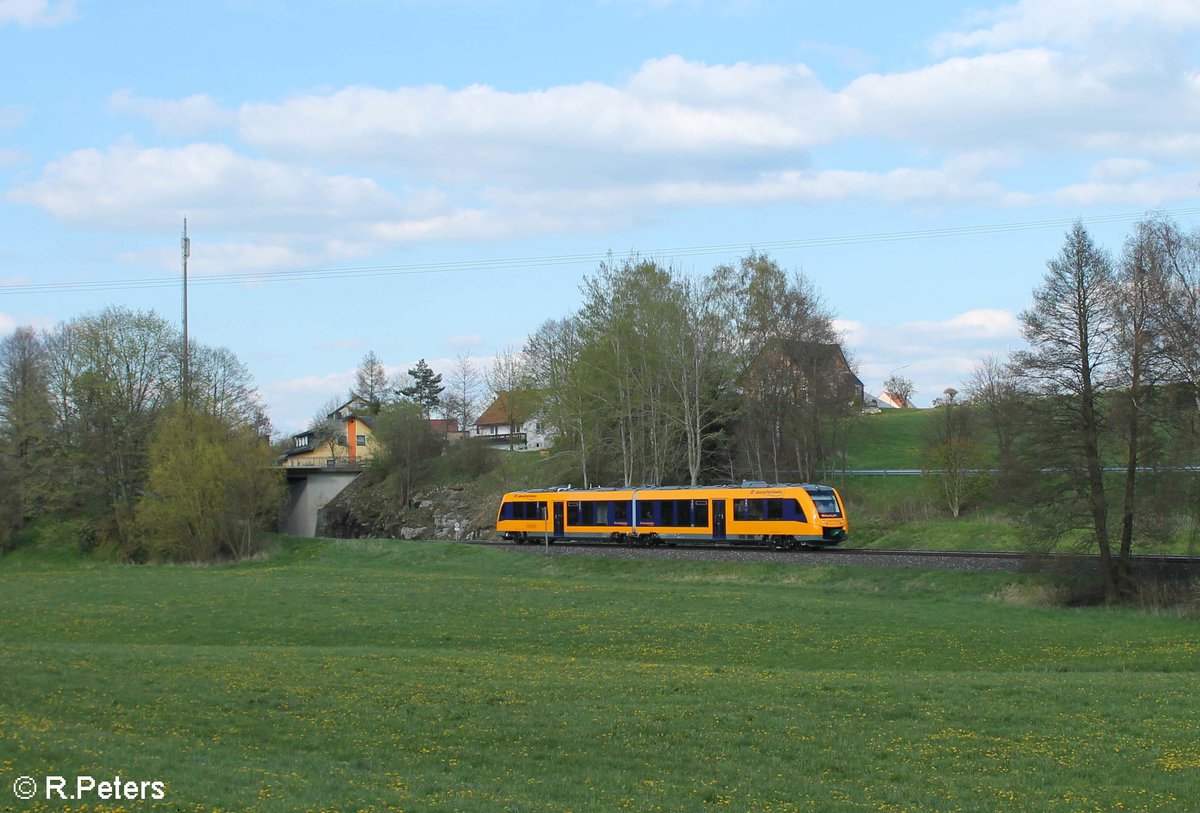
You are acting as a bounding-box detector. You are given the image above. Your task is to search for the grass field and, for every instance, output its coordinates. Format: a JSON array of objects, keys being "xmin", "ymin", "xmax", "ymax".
[{"xmin": 2, "ymin": 538, "xmax": 1198, "ymax": 812}]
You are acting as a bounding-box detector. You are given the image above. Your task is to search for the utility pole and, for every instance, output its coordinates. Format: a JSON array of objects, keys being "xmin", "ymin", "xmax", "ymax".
[{"xmin": 181, "ymin": 218, "xmax": 190, "ymax": 408}]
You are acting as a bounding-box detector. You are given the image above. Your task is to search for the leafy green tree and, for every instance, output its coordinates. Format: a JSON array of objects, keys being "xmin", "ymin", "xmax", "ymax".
[
  {"xmin": 398, "ymin": 358, "xmax": 444, "ymax": 418},
  {"xmin": 711, "ymin": 252, "xmax": 850, "ymax": 482},
  {"xmin": 1013, "ymin": 222, "xmax": 1121, "ymax": 599},
  {"xmin": 52, "ymin": 307, "xmax": 178, "ymax": 549},
  {"xmin": 576, "ymin": 257, "xmax": 685, "ymax": 485},
  {"xmin": 0, "ymin": 327, "xmax": 56, "ymax": 528},
  {"xmin": 137, "ymin": 407, "xmax": 284, "ymax": 562},
  {"xmin": 921, "ymin": 388, "xmax": 988, "ymax": 517},
  {"xmin": 371, "ymin": 401, "xmax": 445, "ymax": 506}
]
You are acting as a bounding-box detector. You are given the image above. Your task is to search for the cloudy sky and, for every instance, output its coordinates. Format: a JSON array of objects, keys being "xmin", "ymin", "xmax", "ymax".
[{"xmin": 2, "ymin": 0, "xmax": 1199, "ymax": 432}]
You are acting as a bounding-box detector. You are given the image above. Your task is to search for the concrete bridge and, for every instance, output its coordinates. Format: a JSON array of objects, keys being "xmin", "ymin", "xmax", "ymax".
[{"xmin": 279, "ymin": 465, "xmax": 362, "ymax": 537}]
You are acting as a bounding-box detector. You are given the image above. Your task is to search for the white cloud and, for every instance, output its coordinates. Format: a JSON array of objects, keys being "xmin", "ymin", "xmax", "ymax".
[
  {"xmin": 833, "ymin": 319, "xmax": 867, "ymax": 347},
  {"xmin": 0, "ymin": 107, "xmax": 25, "ymax": 129},
  {"xmin": 8, "ymin": 143, "xmax": 403, "ymax": 232},
  {"xmin": 903, "ymin": 309, "xmax": 1022, "ymax": 341},
  {"xmin": 843, "ymin": 49, "xmax": 1119, "ymax": 149},
  {"xmin": 235, "ymin": 57, "xmax": 836, "ymax": 183},
  {"xmin": 1052, "ymin": 171, "xmax": 1200, "ymax": 206},
  {"xmin": 846, "ymin": 311, "xmax": 1024, "ymax": 407},
  {"xmin": 1089, "ymin": 157, "xmax": 1153, "ymax": 181},
  {"xmin": 109, "ymin": 90, "xmax": 235, "ymax": 137},
  {"xmin": 933, "ymin": 0, "xmax": 1200, "ymax": 53},
  {"xmin": 0, "ymin": 0, "xmax": 75, "ymax": 27},
  {"xmin": 15, "ymin": 25, "xmax": 1200, "ymax": 253}
]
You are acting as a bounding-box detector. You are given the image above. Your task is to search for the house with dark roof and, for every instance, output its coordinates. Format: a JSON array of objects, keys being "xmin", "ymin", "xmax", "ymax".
[{"xmin": 741, "ymin": 339, "xmax": 864, "ymax": 406}]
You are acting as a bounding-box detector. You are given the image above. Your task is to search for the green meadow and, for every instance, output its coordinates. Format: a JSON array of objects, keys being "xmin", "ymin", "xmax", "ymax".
[{"xmin": 2, "ymin": 538, "xmax": 1198, "ymax": 812}]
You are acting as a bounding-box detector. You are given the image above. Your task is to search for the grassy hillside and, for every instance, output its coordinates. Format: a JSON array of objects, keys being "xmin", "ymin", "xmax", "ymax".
[
  {"xmin": 843, "ymin": 408, "xmax": 940, "ymax": 470},
  {"xmin": 2, "ymin": 539, "xmax": 1196, "ymax": 812}
]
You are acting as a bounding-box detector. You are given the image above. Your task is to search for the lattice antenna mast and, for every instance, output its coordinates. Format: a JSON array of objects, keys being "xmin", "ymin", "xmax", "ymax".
[{"xmin": 181, "ymin": 218, "xmax": 190, "ymax": 408}]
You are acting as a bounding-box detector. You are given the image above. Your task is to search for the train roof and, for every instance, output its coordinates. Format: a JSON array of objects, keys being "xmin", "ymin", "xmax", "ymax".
[{"xmin": 504, "ymin": 481, "xmax": 837, "ymax": 495}]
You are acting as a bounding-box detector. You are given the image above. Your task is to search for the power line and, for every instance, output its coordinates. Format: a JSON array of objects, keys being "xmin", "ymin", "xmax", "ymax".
[{"xmin": 4, "ymin": 205, "xmax": 1199, "ymax": 297}]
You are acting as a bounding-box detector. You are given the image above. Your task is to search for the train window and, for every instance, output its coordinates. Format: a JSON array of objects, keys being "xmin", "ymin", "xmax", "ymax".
[
  {"xmin": 585, "ymin": 501, "xmax": 608, "ymax": 526},
  {"xmin": 505, "ymin": 501, "xmax": 546, "ymax": 520},
  {"xmin": 734, "ymin": 499, "xmax": 765, "ymax": 521},
  {"xmin": 613, "ymin": 501, "xmax": 630, "ymax": 524},
  {"xmin": 766, "ymin": 499, "xmax": 784, "ymax": 521},
  {"xmin": 566, "ymin": 501, "xmax": 580, "ymax": 524},
  {"xmin": 789, "ymin": 499, "xmax": 805, "ymax": 522},
  {"xmin": 693, "ymin": 499, "xmax": 708, "ymax": 527},
  {"xmin": 667, "ymin": 500, "xmax": 690, "ymax": 526},
  {"xmin": 805, "ymin": 489, "xmax": 842, "ymax": 518},
  {"xmin": 637, "ymin": 501, "xmax": 655, "ymax": 524}
]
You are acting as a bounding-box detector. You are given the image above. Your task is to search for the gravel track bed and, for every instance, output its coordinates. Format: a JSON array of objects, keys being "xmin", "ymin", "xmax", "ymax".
[{"xmin": 478, "ymin": 541, "xmax": 1033, "ymax": 573}]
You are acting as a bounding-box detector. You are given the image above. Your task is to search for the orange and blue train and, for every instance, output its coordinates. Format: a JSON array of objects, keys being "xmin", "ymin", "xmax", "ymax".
[{"xmin": 496, "ymin": 482, "xmax": 848, "ymax": 549}]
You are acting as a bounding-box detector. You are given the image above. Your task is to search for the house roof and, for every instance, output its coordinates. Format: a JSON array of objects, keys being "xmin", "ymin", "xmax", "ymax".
[
  {"xmin": 742, "ymin": 338, "xmax": 864, "ymax": 392},
  {"xmin": 475, "ymin": 391, "xmax": 540, "ymax": 427},
  {"xmin": 428, "ymin": 418, "xmax": 460, "ymax": 434},
  {"xmin": 877, "ymin": 390, "xmax": 916, "ymax": 409}
]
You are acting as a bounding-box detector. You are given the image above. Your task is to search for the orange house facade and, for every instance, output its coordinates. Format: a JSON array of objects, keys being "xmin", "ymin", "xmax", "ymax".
[{"xmin": 282, "ymin": 399, "xmax": 378, "ymax": 469}]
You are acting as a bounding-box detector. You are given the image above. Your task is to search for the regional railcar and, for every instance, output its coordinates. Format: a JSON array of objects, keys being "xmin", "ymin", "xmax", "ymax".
[{"xmin": 495, "ymin": 482, "xmax": 848, "ymax": 549}]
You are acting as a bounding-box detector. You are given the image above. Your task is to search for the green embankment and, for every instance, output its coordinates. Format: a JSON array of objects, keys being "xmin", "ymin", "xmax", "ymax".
[{"xmin": 2, "ymin": 539, "xmax": 1197, "ymax": 812}]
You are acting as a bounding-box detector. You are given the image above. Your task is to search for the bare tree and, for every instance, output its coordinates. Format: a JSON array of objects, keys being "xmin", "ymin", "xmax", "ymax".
[
  {"xmin": 963, "ymin": 354, "xmax": 1022, "ymax": 468},
  {"xmin": 485, "ymin": 346, "xmax": 533, "ymax": 451},
  {"xmin": 883, "ymin": 373, "xmax": 916, "ymax": 407},
  {"xmin": 354, "ymin": 351, "xmax": 390, "ymax": 414},
  {"xmin": 308, "ymin": 397, "xmax": 345, "ymax": 463},
  {"xmin": 190, "ymin": 344, "xmax": 269, "ymax": 433},
  {"xmin": 443, "ymin": 350, "xmax": 482, "ymax": 432}
]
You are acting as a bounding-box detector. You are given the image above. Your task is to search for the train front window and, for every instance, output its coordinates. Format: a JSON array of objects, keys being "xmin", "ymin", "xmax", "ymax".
[{"xmin": 806, "ymin": 489, "xmax": 842, "ymax": 518}]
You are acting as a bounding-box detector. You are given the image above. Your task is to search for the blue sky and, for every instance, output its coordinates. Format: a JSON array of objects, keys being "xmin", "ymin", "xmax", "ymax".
[{"xmin": 3, "ymin": 0, "xmax": 1199, "ymax": 434}]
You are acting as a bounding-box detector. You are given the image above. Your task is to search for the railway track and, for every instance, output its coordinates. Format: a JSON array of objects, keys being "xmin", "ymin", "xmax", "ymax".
[{"xmin": 474, "ymin": 539, "xmax": 1200, "ymax": 574}]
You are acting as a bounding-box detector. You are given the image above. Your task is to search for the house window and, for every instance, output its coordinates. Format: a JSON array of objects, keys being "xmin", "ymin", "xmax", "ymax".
[{"xmin": 357, "ymin": 434, "xmax": 367, "ymax": 447}]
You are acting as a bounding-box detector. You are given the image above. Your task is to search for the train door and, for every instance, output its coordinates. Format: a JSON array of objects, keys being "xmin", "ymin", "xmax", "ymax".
[
  {"xmin": 712, "ymin": 499, "xmax": 726, "ymax": 540},
  {"xmin": 553, "ymin": 501, "xmax": 564, "ymax": 537}
]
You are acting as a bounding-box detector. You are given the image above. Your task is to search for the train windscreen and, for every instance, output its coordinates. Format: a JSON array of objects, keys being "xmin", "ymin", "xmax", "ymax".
[{"xmin": 804, "ymin": 488, "xmax": 842, "ymax": 518}]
